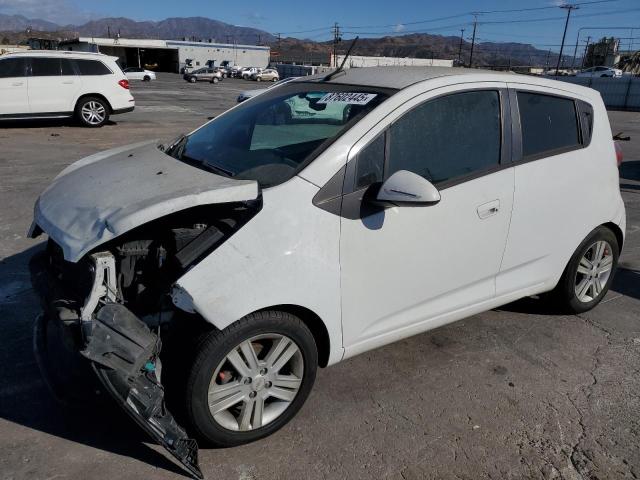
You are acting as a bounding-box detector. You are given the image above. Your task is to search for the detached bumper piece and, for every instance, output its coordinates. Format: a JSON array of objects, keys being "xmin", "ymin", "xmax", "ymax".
[{"xmin": 80, "ymin": 303, "xmax": 203, "ymax": 479}]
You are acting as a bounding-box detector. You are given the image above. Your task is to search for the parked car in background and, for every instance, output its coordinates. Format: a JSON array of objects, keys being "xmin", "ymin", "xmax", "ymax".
[
  {"xmin": 29, "ymin": 67, "xmax": 625, "ymax": 478},
  {"xmin": 576, "ymin": 66, "xmax": 623, "ymax": 78},
  {"xmin": 183, "ymin": 67, "xmax": 223, "ymax": 84},
  {"xmin": 216, "ymin": 67, "xmax": 229, "ymax": 78},
  {"xmin": 254, "ymin": 68, "xmax": 280, "ymax": 82},
  {"xmin": 0, "ymin": 50, "xmax": 134, "ymax": 127},
  {"xmin": 237, "ymin": 76, "xmax": 299, "ymax": 102},
  {"xmin": 241, "ymin": 66, "xmax": 262, "ymax": 79},
  {"xmin": 230, "ymin": 65, "xmax": 244, "ymax": 78},
  {"xmin": 123, "ymin": 67, "xmax": 156, "ymax": 82}
]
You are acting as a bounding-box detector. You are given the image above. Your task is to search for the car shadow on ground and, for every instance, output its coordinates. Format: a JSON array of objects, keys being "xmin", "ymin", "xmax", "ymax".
[
  {"xmin": 620, "ymin": 160, "xmax": 640, "ymax": 181},
  {"xmin": 0, "ymin": 119, "xmax": 118, "ymax": 129},
  {"xmin": 0, "ymin": 244, "xmax": 189, "ymax": 478}
]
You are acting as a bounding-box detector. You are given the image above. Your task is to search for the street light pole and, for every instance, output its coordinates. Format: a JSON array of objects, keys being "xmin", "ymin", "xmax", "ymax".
[{"xmin": 555, "ymin": 4, "xmax": 579, "ymax": 76}]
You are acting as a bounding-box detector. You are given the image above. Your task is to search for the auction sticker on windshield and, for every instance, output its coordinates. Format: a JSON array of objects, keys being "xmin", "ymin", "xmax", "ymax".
[{"xmin": 317, "ymin": 92, "xmax": 377, "ymax": 105}]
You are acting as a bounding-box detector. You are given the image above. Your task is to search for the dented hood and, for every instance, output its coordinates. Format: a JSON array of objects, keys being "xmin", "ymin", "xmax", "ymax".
[{"xmin": 30, "ymin": 140, "xmax": 258, "ymax": 262}]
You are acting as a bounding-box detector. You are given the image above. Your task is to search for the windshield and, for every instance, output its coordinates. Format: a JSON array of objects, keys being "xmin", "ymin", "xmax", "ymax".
[{"xmin": 172, "ymin": 83, "xmax": 391, "ymax": 187}]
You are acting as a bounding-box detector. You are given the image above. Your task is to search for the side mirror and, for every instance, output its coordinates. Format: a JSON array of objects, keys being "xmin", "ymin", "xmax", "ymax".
[{"xmin": 375, "ymin": 170, "xmax": 441, "ymax": 206}]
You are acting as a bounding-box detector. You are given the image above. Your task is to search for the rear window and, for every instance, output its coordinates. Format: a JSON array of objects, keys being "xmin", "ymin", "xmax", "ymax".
[
  {"xmin": 517, "ymin": 92, "xmax": 580, "ymax": 158},
  {"xmin": 75, "ymin": 59, "xmax": 111, "ymax": 75},
  {"xmin": 0, "ymin": 57, "xmax": 26, "ymax": 78}
]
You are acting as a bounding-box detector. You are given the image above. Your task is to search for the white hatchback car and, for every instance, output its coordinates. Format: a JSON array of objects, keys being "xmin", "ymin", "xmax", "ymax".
[
  {"xmin": 0, "ymin": 51, "xmax": 135, "ymax": 127},
  {"xmin": 29, "ymin": 67, "xmax": 625, "ymax": 477}
]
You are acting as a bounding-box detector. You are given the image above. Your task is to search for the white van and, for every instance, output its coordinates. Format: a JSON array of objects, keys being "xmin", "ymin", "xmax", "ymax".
[
  {"xmin": 0, "ymin": 51, "xmax": 135, "ymax": 127},
  {"xmin": 29, "ymin": 67, "xmax": 625, "ymax": 477}
]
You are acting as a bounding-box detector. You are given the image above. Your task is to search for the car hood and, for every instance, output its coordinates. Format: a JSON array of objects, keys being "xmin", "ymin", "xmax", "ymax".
[{"xmin": 29, "ymin": 140, "xmax": 259, "ymax": 262}]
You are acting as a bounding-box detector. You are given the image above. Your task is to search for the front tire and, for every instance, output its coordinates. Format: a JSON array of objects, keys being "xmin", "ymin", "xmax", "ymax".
[
  {"xmin": 552, "ymin": 226, "xmax": 619, "ymax": 313},
  {"xmin": 211, "ymin": 77, "xmax": 219, "ymax": 84},
  {"xmin": 189, "ymin": 77, "xmax": 197, "ymax": 83},
  {"xmin": 76, "ymin": 96, "xmax": 109, "ymax": 128},
  {"xmin": 184, "ymin": 311, "xmax": 318, "ymax": 447}
]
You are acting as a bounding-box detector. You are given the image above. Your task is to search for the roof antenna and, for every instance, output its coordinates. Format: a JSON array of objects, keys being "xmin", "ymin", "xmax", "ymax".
[{"xmin": 323, "ymin": 36, "xmax": 359, "ymax": 81}]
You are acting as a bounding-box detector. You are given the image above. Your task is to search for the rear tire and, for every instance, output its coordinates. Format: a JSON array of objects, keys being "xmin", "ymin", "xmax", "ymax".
[
  {"xmin": 551, "ymin": 226, "xmax": 619, "ymax": 313},
  {"xmin": 184, "ymin": 310, "xmax": 318, "ymax": 447},
  {"xmin": 143, "ymin": 75, "xmax": 151, "ymax": 81},
  {"xmin": 75, "ymin": 96, "xmax": 109, "ymax": 128}
]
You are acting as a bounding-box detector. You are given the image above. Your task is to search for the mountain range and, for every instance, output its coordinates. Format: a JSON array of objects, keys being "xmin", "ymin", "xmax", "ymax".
[
  {"xmin": 0, "ymin": 13, "xmax": 573, "ymax": 68},
  {"xmin": 0, "ymin": 14, "xmax": 274, "ymax": 44}
]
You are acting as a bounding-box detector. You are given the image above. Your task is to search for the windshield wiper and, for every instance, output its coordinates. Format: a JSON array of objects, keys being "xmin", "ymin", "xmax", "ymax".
[
  {"xmin": 201, "ymin": 162, "xmax": 234, "ymax": 177},
  {"xmin": 180, "ymin": 153, "xmax": 234, "ymax": 177},
  {"xmin": 167, "ymin": 134, "xmax": 188, "ymax": 159}
]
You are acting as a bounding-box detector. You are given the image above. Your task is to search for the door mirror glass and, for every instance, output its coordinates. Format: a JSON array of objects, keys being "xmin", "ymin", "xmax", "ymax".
[{"xmin": 376, "ymin": 170, "xmax": 441, "ymax": 205}]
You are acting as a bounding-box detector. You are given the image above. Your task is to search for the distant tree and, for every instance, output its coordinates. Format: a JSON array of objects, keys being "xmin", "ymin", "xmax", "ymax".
[{"xmin": 0, "ymin": 37, "xmax": 11, "ymax": 45}]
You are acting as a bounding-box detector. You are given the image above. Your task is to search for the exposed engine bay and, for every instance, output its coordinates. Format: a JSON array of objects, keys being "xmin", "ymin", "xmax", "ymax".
[{"xmin": 31, "ymin": 201, "xmax": 261, "ymax": 479}]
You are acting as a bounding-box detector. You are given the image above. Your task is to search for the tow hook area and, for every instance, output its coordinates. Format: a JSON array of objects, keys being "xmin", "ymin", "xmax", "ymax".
[{"xmin": 77, "ymin": 252, "xmax": 203, "ymax": 479}]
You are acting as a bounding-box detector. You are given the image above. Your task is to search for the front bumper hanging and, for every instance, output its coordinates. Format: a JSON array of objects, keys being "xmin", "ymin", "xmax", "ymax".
[{"xmin": 32, "ymin": 250, "xmax": 203, "ymax": 479}]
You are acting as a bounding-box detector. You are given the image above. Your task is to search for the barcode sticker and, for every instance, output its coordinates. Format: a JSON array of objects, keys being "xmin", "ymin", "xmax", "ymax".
[{"xmin": 317, "ymin": 92, "xmax": 377, "ymax": 105}]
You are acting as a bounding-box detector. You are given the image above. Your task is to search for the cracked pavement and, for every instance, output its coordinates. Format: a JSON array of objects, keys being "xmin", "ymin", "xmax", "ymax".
[{"xmin": 0, "ymin": 75, "xmax": 639, "ymax": 480}]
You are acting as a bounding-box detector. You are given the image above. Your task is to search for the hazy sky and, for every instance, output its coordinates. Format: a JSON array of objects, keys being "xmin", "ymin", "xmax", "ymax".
[{"xmin": 1, "ymin": 0, "xmax": 639, "ymax": 52}]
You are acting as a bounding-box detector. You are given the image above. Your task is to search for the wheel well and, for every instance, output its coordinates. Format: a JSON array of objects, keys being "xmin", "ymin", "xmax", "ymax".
[
  {"xmin": 257, "ymin": 305, "xmax": 331, "ymax": 368},
  {"xmin": 75, "ymin": 94, "xmax": 113, "ymax": 114},
  {"xmin": 603, "ymin": 222, "xmax": 624, "ymax": 251}
]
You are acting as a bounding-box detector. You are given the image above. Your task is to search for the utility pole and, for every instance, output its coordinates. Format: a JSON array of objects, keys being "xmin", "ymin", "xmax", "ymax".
[
  {"xmin": 555, "ymin": 3, "xmax": 579, "ymax": 76},
  {"xmin": 469, "ymin": 14, "xmax": 478, "ymax": 68},
  {"xmin": 332, "ymin": 22, "xmax": 341, "ymax": 67},
  {"xmin": 276, "ymin": 33, "xmax": 282, "ymax": 52},
  {"xmin": 458, "ymin": 28, "xmax": 465, "ymax": 65},
  {"xmin": 581, "ymin": 36, "xmax": 591, "ymax": 69},
  {"xmin": 545, "ymin": 49, "xmax": 551, "ymax": 69}
]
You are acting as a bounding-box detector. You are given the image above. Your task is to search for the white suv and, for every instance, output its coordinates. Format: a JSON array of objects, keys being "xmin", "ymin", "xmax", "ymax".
[
  {"xmin": 0, "ymin": 51, "xmax": 135, "ymax": 127},
  {"xmin": 29, "ymin": 67, "xmax": 625, "ymax": 477}
]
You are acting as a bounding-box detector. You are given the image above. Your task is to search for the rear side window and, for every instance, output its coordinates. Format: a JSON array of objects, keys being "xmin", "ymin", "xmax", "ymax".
[
  {"xmin": 0, "ymin": 58, "xmax": 27, "ymax": 78},
  {"xmin": 31, "ymin": 57, "xmax": 61, "ymax": 76},
  {"xmin": 61, "ymin": 59, "xmax": 75, "ymax": 75},
  {"xmin": 387, "ymin": 90, "xmax": 501, "ymax": 184},
  {"xmin": 75, "ymin": 59, "xmax": 111, "ymax": 75},
  {"xmin": 517, "ymin": 92, "xmax": 580, "ymax": 158}
]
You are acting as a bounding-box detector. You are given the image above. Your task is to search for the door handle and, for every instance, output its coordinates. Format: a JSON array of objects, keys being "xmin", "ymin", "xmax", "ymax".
[
  {"xmin": 62, "ymin": 80, "xmax": 74, "ymax": 84},
  {"xmin": 477, "ymin": 200, "xmax": 500, "ymax": 219},
  {"xmin": 11, "ymin": 82, "xmax": 23, "ymax": 86}
]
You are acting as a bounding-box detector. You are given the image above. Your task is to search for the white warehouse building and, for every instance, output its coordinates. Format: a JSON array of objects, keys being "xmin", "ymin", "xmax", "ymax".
[{"xmin": 60, "ymin": 37, "xmax": 270, "ymax": 73}]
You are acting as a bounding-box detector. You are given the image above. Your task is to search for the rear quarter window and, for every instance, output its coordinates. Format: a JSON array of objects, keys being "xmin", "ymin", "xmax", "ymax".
[
  {"xmin": 75, "ymin": 59, "xmax": 112, "ymax": 75},
  {"xmin": 517, "ymin": 92, "xmax": 580, "ymax": 158}
]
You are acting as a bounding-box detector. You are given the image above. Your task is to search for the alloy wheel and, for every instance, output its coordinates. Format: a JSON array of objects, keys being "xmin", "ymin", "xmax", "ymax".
[
  {"xmin": 574, "ymin": 240, "xmax": 614, "ymax": 303},
  {"xmin": 81, "ymin": 101, "xmax": 106, "ymax": 126},
  {"xmin": 207, "ymin": 334, "xmax": 304, "ymax": 432}
]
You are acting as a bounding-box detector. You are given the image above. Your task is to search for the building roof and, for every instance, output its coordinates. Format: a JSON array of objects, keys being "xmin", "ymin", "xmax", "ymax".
[{"xmin": 300, "ymin": 66, "xmax": 513, "ymax": 89}]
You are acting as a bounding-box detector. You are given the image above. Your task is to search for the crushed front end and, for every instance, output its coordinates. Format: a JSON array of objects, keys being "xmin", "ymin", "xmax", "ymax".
[{"xmin": 30, "ymin": 202, "xmax": 261, "ymax": 479}]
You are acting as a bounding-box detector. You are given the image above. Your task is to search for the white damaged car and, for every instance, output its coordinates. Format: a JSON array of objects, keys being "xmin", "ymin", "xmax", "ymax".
[{"xmin": 29, "ymin": 67, "xmax": 625, "ymax": 478}]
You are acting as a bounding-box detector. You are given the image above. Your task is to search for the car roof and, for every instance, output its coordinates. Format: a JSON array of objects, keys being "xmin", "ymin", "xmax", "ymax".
[
  {"xmin": 299, "ymin": 66, "xmax": 512, "ymax": 89},
  {"xmin": 2, "ymin": 50, "xmax": 117, "ymax": 61},
  {"xmin": 296, "ymin": 66, "xmax": 599, "ymax": 99}
]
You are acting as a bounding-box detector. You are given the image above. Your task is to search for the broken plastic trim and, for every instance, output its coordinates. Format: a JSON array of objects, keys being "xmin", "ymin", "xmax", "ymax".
[{"xmin": 81, "ymin": 303, "xmax": 203, "ymax": 479}]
